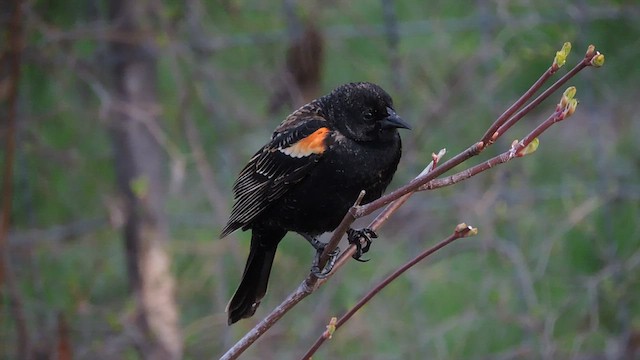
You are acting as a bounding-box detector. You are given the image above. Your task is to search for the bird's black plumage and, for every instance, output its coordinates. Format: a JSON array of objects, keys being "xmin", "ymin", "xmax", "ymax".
[{"xmin": 221, "ymin": 82, "xmax": 410, "ymax": 325}]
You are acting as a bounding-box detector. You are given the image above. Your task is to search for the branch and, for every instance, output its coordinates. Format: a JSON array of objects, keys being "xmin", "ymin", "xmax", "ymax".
[
  {"xmin": 220, "ymin": 192, "xmax": 369, "ymax": 360},
  {"xmin": 221, "ymin": 43, "xmax": 605, "ymax": 359},
  {"xmin": 491, "ymin": 45, "xmax": 602, "ymax": 142},
  {"xmin": 422, "ymin": 89, "xmax": 579, "ymax": 191},
  {"xmin": 480, "ymin": 42, "xmax": 571, "ymax": 144},
  {"xmin": 299, "ymin": 60, "xmax": 586, "ymax": 359},
  {"xmin": 301, "ymin": 224, "xmax": 478, "ymax": 359},
  {"xmin": 355, "ymin": 44, "xmax": 603, "ymax": 217}
]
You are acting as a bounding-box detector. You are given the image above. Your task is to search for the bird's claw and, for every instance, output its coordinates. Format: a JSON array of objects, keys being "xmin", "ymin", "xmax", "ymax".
[
  {"xmin": 311, "ymin": 245, "xmax": 340, "ymax": 279},
  {"xmin": 347, "ymin": 228, "xmax": 377, "ymax": 262}
]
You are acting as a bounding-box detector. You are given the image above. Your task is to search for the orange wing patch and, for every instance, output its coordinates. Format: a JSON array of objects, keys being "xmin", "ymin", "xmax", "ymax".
[{"xmin": 279, "ymin": 127, "xmax": 329, "ymax": 158}]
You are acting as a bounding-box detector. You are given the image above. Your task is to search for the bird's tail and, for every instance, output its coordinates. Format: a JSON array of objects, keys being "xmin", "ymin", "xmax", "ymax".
[{"xmin": 227, "ymin": 229, "xmax": 285, "ymax": 325}]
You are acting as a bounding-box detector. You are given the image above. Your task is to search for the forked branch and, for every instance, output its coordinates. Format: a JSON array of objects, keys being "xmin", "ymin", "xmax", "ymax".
[
  {"xmin": 302, "ymin": 223, "xmax": 478, "ymax": 359},
  {"xmin": 220, "ymin": 43, "xmax": 604, "ymax": 360}
]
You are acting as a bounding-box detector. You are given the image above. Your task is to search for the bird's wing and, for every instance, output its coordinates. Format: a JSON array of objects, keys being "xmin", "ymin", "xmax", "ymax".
[{"xmin": 220, "ymin": 110, "xmax": 333, "ymax": 238}]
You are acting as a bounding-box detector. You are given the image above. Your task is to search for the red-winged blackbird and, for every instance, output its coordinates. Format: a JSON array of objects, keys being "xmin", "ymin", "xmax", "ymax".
[{"xmin": 221, "ymin": 82, "xmax": 410, "ymax": 325}]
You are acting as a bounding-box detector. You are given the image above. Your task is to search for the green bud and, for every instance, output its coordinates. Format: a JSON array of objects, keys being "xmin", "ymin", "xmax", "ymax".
[
  {"xmin": 563, "ymin": 86, "xmax": 577, "ymax": 100},
  {"xmin": 553, "ymin": 42, "xmax": 572, "ymax": 69},
  {"xmin": 518, "ymin": 137, "xmax": 539, "ymax": 157},
  {"xmin": 591, "ymin": 53, "xmax": 605, "ymax": 67}
]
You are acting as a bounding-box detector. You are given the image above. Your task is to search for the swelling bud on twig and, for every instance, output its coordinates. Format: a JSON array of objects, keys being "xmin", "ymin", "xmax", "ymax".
[
  {"xmin": 583, "ymin": 44, "xmax": 604, "ymax": 67},
  {"xmin": 591, "ymin": 53, "xmax": 605, "ymax": 67},
  {"xmin": 559, "ymin": 86, "xmax": 576, "ymax": 109},
  {"xmin": 558, "ymin": 86, "xmax": 578, "ymax": 120},
  {"xmin": 563, "ymin": 86, "xmax": 577, "ymax": 100},
  {"xmin": 553, "ymin": 42, "xmax": 571, "ymax": 70},
  {"xmin": 454, "ymin": 223, "xmax": 478, "ymax": 237},
  {"xmin": 516, "ymin": 137, "xmax": 540, "ymax": 157},
  {"xmin": 323, "ymin": 317, "xmax": 337, "ymax": 339}
]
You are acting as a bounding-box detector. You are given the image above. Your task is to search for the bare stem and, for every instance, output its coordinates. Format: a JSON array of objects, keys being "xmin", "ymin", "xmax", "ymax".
[
  {"xmin": 481, "ymin": 66, "xmax": 556, "ymax": 144},
  {"xmin": 220, "ymin": 283, "xmax": 312, "ymax": 360},
  {"xmin": 311, "ymin": 191, "xmax": 366, "ymax": 285},
  {"xmin": 356, "ymin": 142, "xmax": 485, "ymax": 218},
  {"xmin": 493, "ymin": 58, "xmax": 590, "ymax": 140},
  {"xmin": 301, "ymin": 224, "xmax": 476, "ymax": 359},
  {"xmin": 421, "ymin": 107, "xmax": 566, "ymax": 191},
  {"xmin": 221, "ymin": 44, "xmax": 603, "ymax": 359}
]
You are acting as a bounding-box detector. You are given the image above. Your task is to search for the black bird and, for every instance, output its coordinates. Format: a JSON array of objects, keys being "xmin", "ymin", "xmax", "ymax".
[{"xmin": 221, "ymin": 82, "xmax": 410, "ymax": 325}]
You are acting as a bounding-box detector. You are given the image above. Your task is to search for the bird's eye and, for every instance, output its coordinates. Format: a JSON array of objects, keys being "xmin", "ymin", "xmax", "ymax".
[{"xmin": 363, "ymin": 109, "xmax": 375, "ymax": 122}]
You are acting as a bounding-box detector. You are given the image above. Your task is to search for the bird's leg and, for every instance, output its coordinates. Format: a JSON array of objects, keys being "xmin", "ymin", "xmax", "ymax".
[
  {"xmin": 301, "ymin": 233, "xmax": 326, "ymax": 252},
  {"xmin": 302, "ymin": 233, "xmax": 340, "ymax": 279},
  {"xmin": 347, "ymin": 228, "xmax": 378, "ymax": 262}
]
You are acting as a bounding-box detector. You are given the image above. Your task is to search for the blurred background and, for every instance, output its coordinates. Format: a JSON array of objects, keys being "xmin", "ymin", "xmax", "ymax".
[{"xmin": 2, "ymin": 0, "xmax": 639, "ymax": 359}]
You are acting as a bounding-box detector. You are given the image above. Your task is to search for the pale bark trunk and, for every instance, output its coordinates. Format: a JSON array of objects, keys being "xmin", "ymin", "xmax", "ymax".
[{"xmin": 107, "ymin": 0, "xmax": 182, "ymax": 358}]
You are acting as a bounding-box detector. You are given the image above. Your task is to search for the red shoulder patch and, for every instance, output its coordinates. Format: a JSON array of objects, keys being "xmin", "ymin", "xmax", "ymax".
[{"xmin": 279, "ymin": 127, "xmax": 329, "ymax": 158}]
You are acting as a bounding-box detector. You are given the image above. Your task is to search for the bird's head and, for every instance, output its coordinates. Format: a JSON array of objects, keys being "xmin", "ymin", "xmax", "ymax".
[{"xmin": 322, "ymin": 82, "xmax": 410, "ymax": 142}]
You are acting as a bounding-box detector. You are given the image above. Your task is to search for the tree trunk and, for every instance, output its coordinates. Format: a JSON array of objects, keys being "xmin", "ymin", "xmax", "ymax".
[{"xmin": 107, "ymin": 1, "xmax": 182, "ymax": 358}]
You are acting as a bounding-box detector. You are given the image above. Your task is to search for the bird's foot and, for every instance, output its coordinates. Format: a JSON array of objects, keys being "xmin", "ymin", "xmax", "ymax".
[
  {"xmin": 302, "ymin": 233, "xmax": 340, "ymax": 279},
  {"xmin": 347, "ymin": 228, "xmax": 378, "ymax": 262},
  {"xmin": 310, "ymin": 245, "xmax": 340, "ymax": 279}
]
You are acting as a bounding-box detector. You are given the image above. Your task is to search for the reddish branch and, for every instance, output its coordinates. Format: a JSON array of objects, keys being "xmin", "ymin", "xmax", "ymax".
[
  {"xmin": 480, "ymin": 42, "xmax": 570, "ymax": 144},
  {"xmin": 298, "ymin": 97, "xmax": 575, "ymax": 358},
  {"xmin": 221, "ymin": 44, "xmax": 604, "ymax": 360},
  {"xmin": 302, "ymin": 224, "xmax": 476, "ymax": 359},
  {"xmin": 422, "ymin": 99, "xmax": 576, "ymax": 191},
  {"xmin": 490, "ymin": 55, "xmax": 592, "ymax": 142}
]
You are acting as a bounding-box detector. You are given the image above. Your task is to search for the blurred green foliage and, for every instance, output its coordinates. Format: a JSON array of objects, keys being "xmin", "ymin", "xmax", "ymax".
[{"xmin": 3, "ymin": 0, "xmax": 640, "ymax": 359}]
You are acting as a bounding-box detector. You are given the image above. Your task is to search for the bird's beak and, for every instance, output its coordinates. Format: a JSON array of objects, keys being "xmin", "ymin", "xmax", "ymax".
[{"xmin": 381, "ymin": 107, "xmax": 411, "ymax": 130}]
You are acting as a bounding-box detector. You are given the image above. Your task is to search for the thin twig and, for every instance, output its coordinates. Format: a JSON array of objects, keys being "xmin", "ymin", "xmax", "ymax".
[
  {"xmin": 220, "ymin": 283, "xmax": 312, "ymax": 360},
  {"xmin": 301, "ymin": 224, "xmax": 476, "ymax": 359},
  {"xmin": 492, "ymin": 54, "xmax": 594, "ymax": 140},
  {"xmin": 300, "ymin": 98, "xmax": 576, "ymax": 357},
  {"xmin": 481, "ymin": 61, "xmax": 557, "ymax": 144},
  {"xmin": 353, "ymin": 47, "xmax": 599, "ymax": 217},
  {"xmin": 221, "ymin": 44, "xmax": 603, "ymax": 359},
  {"xmin": 421, "ymin": 107, "xmax": 568, "ymax": 191},
  {"xmin": 355, "ymin": 142, "xmax": 485, "ymax": 219},
  {"xmin": 310, "ymin": 191, "xmax": 367, "ymax": 285}
]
